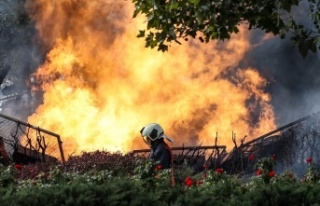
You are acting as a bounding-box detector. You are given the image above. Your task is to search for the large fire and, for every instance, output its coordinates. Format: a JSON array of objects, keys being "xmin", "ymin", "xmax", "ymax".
[{"xmin": 25, "ymin": 0, "xmax": 276, "ymax": 159}]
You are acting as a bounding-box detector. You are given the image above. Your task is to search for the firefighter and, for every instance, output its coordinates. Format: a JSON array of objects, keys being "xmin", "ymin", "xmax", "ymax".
[{"xmin": 140, "ymin": 123, "xmax": 174, "ymax": 169}]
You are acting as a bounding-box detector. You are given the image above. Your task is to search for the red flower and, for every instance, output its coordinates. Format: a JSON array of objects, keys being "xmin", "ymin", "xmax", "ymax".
[
  {"xmin": 306, "ymin": 157, "xmax": 313, "ymax": 163},
  {"xmin": 248, "ymin": 154, "xmax": 254, "ymax": 161},
  {"xmin": 154, "ymin": 164, "xmax": 163, "ymax": 172},
  {"xmin": 256, "ymin": 169, "xmax": 263, "ymax": 175},
  {"xmin": 215, "ymin": 168, "xmax": 224, "ymax": 174},
  {"xmin": 14, "ymin": 164, "xmax": 23, "ymax": 170},
  {"xmin": 184, "ymin": 176, "xmax": 193, "ymax": 187},
  {"xmin": 272, "ymin": 154, "xmax": 276, "ymax": 160},
  {"xmin": 268, "ymin": 170, "xmax": 276, "ymax": 177}
]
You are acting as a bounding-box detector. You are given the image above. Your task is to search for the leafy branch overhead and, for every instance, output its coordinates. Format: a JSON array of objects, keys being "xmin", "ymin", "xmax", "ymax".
[{"xmin": 132, "ymin": 0, "xmax": 320, "ymax": 58}]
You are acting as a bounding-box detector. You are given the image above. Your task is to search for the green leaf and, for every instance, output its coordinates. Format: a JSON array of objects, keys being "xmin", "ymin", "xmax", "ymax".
[
  {"xmin": 196, "ymin": 12, "xmax": 204, "ymax": 24},
  {"xmin": 137, "ymin": 30, "xmax": 145, "ymax": 38},
  {"xmin": 282, "ymin": 1, "xmax": 292, "ymax": 12},
  {"xmin": 133, "ymin": 8, "xmax": 141, "ymax": 18},
  {"xmin": 147, "ymin": 13, "xmax": 155, "ymax": 23},
  {"xmin": 158, "ymin": 43, "xmax": 168, "ymax": 52},
  {"xmin": 169, "ymin": 2, "xmax": 179, "ymax": 10},
  {"xmin": 233, "ymin": 27, "xmax": 239, "ymax": 33},
  {"xmin": 307, "ymin": 38, "xmax": 317, "ymax": 53},
  {"xmin": 298, "ymin": 41, "xmax": 309, "ymax": 58},
  {"xmin": 188, "ymin": 0, "xmax": 200, "ymax": 6},
  {"xmin": 200, "ymin": 5, "xmax": 209, "ymax": 11}
]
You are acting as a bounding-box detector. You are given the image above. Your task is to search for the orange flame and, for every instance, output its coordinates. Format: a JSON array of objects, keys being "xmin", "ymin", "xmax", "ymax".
[{"xmin": 25, "ymin": 0, "xmax": 276, "ymax": 159}]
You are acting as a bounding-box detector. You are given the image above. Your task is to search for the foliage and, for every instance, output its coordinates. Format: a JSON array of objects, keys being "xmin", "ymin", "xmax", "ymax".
[
  {"xmin": 0, "ymin": 164, "xmax": 16, "ymax": 187},
  {"xmin": 1, "ymin": 151, "xmax": 320, "ymax": 205},
  {"xmin": 253, "ymin": 154, "xmax": 277, "ymax": 184},
  {"xmin": 302, "ymin": 156, "xmax": 320, "ymax": 183},
  {"xmin": 59, "ymin": 150, "xmax": 142, "ymax": 175},
  {"xmin": 131, "ymin": 0, "xmax": 320, "ymax": 57}
]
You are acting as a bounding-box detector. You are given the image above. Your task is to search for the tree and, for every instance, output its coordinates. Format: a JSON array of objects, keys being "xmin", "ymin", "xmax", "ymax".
[{"xmin": 132, "ymin": 0, "xmax": 320, "ymax": 58}]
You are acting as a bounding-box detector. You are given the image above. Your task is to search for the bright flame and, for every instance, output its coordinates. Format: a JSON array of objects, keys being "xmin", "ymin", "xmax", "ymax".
[{"xmin": 25, "ymin": 0, "xmax": 276, "ymax": 159}]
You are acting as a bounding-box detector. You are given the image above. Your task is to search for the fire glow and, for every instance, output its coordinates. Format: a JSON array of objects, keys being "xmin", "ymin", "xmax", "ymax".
[{"xmin": 25, "ymin": 0, "xmax": 276, "ymax": 159}]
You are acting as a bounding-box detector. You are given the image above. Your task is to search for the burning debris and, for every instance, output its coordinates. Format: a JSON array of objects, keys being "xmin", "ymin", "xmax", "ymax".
[
  {"xmin": 0, "ymin": 112, "xmax": 64, "ymax": 165},
  {"xmin": 132, "ymin": 111, "xmax": 320, "ymax": 176},
  {"xmin": 220, "ymin": 111, "xmax": 320, "ymax": 177}
]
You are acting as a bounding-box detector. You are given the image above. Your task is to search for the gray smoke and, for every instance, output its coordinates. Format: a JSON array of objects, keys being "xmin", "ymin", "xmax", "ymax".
[
  {"xmin": 0, "ymin": 0, "xmax": 43, "ymax": 120},
  {"xmin": 239, "ymin": 33, "xmax": 320, "ymax": 126},
  {"xmin": 239, "ymin": 1, "xmax": 320, "ymax": 126}
]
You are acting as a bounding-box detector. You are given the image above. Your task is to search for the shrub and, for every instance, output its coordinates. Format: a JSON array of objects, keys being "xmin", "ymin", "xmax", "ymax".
[{"xmin": 1, "ymin": 151, "xmax": 320, "ymax": 205}]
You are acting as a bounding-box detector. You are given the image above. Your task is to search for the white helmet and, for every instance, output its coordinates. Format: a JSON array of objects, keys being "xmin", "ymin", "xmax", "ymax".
[{"xmin": 140, "ymin": 123, "xmax": 174, "ymax": 145}]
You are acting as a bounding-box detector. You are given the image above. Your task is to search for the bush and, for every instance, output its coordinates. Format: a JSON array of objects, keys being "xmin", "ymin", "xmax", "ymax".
[{"xmin": 1, "ymin": 152, "xmax": 320, "ymax": 205}]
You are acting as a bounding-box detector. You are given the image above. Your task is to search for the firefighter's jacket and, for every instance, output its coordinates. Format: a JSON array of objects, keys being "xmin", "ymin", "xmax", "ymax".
[{"xmin": 149, "ymin": 139, "xmax": 172, "ymax": 169}]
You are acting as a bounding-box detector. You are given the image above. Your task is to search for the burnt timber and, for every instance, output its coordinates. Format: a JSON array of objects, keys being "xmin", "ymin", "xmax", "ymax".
[
  {"xmin": 222, "ymin": 111, "xmax": 320, "ymax": 176},
  {"xmin": 132, "ymin": 111, "xmax": 320, "ymax": 176}
]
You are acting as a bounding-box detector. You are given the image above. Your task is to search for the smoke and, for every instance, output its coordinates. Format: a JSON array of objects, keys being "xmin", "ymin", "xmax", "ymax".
[
  {"xmin": 0, "ymin": 0, "xmax": 43, "ymax": 119},
  {"xmin": 242, "ymin": 37, "xmax": 320, "ymax": 126},
  {"xmin": 239, "ymin": 0, "xmax": 320, "ymax": 126}
]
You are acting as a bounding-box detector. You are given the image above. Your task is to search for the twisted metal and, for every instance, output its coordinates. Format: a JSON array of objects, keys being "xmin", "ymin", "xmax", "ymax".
[{"xmin": 0, "ymin": 113, "xmax": 65, "ymax": 164}]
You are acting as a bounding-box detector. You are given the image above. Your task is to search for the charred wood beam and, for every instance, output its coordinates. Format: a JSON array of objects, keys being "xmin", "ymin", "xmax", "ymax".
[
  {"xmin": 132, "ymin": 145, "xmax": 226, "ymax": 154},
  {"xmin": 244, "ymin": 111, "xmax": 320, "ymax": 146},
  {"xmin": 0, "ymin": 113, "xmax": 59, "ymax": 137},
  {"xmin": 132, "ymin": 145, "xmax": 227, "ymax": 167}
]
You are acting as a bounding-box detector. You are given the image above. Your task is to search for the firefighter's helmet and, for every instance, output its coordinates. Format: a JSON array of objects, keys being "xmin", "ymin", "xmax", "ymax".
[{"xmin": 140, "ymin": 123, "xmax": 174, "ymax": 145}]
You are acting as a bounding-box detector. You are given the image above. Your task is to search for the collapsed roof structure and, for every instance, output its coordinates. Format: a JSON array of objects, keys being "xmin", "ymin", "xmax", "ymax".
[{"xmin": 221, "ymin": 111, "xmax": 320, "ymax": 177}]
